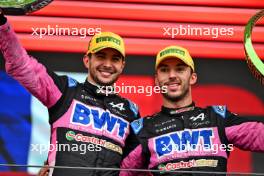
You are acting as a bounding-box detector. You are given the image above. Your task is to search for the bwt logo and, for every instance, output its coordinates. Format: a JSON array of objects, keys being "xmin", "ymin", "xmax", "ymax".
[
  {"xmin": 71, "ymin": 103, "xmax": 129, "ymax": 139},
  {"xmin": 155, "ymin": 129, "xmax": 213, "ymax": 157}
]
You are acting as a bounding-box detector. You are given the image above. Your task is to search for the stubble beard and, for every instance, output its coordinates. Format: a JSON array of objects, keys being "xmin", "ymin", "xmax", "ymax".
[
  {"xmin": 162, "ymin": 82, "xmax": 190, "ymax": 103},
  {"xmin": 90, "ymin": 69, "xmax": 118, "ymax": 86}
]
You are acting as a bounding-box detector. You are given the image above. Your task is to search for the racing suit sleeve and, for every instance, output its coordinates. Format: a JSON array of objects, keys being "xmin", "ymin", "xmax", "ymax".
[
  {"xmin": 213, "ymin": 106, "xmax": 264, "ymax": 151},
  {"xmin": 0, "ymin": 13, "xmax": 66, "ymax": 108},
  {"xmin": 120, "ymin": 144, "xmax": 147, "ymax": 176},
  {"xmin": 225, "ymin": 114, "xmax": 264, "ymax": 151},
  {"xmin": 120, "ymin": 118, "xmax": 149, "ymax": 176},
  {"xmin": 122, "ymin": 125, "xmax": 141, "ymax": 159}
]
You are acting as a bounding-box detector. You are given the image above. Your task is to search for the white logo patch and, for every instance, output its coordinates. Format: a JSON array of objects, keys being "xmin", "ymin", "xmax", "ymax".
[
  {"xmin": 109, "ymin": 102, "xmax": 125, "ymax": 111},
  {"xmin": 190, "ymin": 113, "xmax": 205, "ymax": 121}
]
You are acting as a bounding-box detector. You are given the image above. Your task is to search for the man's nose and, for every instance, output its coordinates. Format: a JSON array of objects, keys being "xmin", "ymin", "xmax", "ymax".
[
  {"xmin": 103, "ymin": 58, "xmax": 112, "ymax": 67},
  {"xmin": 168, "ymin": 70, "xmax": 177, "ymax": 79}
]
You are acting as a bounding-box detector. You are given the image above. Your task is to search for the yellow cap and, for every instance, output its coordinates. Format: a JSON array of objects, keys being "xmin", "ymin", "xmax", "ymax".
[
  {"xmin": 156, "ymin": 45, "xmax": 195, "ymax": 71},
  {"xmin": 87, "ymin": 32, "xmax": 125, "ymax": 58}
]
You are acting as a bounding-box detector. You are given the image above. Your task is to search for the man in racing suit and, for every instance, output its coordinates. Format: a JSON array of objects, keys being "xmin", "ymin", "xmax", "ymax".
[
  {"xmin": 120, "ymin": 45, "xmax": 264, "ymax": 176},
  {"xmin": 0, "ymin": 9, "xmax": 140, "ymax": 176}
]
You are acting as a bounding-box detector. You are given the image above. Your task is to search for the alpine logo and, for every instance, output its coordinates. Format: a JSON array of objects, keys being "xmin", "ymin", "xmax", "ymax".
[
  {"xmin": 190, "ymin": 113, "xmax": 205, "ymax": 121},
  {"xmin": 109, "ymin": 102, "xmax": 125, "ymax": 111}
]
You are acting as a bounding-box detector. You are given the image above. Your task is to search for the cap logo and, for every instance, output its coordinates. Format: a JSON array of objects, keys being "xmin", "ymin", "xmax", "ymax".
[
  {"xmin": 96, "ymin": 36, "xmax": 121, "ymax": 45},
  {"xmin": 160, "ymin": 48, "xmax": 185, "ymax": 57}
]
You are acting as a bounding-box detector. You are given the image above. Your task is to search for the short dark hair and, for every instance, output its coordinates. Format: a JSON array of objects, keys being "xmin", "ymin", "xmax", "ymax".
[
  {"xmin": 84, "ymin": 53, "xmax": 92, "ymax": 59},
  {"xmin": 87, "ymin": 53, "xmax": 92, "ymax": 59}
]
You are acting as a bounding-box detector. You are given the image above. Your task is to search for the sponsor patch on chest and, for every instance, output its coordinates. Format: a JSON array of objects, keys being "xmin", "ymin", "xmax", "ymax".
[
  {"xmin": 70, "ymin": 101, "xmax": 129, "ymax": 140},
  {"xmin": 154, "ymin": 128, "xmax": 218, "ymax": 158}
]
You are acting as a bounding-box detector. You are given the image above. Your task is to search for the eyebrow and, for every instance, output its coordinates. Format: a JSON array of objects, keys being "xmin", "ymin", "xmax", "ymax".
[
  {"xmin": 158, "ymin": 64, "xmax": 168, "ymax": 68},
  {"xmin": 176, "ymin": 63, "xmax": 187, "ymax": 67},
  {"xmin": 112, "ymin": 54, "xmax": 122, "ymax": 58},
  {"xmin": 95, "ymin": 51, "xmax": 106, "ymax": 55},
  {"xmin": 95, "ymin": 51, "xmax": 122, "ymax": 58}
]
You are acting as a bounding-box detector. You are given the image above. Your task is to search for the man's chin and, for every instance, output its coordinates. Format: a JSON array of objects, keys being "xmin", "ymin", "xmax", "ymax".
[
  {"xmin": 97, "ymin": 77, "xmax": 117, "ymax": 86},
  {"xmin": 162, "ymin": 92, "xmax": 183, "ymax": 102}
]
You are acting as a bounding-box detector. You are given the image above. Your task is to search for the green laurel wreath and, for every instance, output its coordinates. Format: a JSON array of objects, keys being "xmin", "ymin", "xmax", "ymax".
[
  {"xmin": 0, "ymin": 0, "xmax": 35, "ymax": 7},
  {"xmin": 0, "ymin": 0, "xmax": 52, "ymax": 15},
  {"xmin": 244, "ymin": 9, "xmax": 264, "ymax": 85}
]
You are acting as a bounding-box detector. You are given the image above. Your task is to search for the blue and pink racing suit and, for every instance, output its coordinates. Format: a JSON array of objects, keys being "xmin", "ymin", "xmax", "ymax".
[
  {"xmin": 121, "ymin": 103, "xmax": 264, "ymax": 176},
  {"xmin": 0, "ymin": 18, "xmax": 140, "ymax": 176}
]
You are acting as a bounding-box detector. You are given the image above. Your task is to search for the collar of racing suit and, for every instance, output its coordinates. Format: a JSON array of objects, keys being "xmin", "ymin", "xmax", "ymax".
[
  {"xmin": 161, "ymin": 102, "xmax": 196, "ymax": 115},
  {"xmin": 84, "ymin": 79, "xmax": 117, "ymax": 97}
]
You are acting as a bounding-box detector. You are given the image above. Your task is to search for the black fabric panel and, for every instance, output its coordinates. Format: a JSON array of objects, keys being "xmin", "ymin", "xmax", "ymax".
[
  {"xmin": 196, "ymin": 59, "xmax": 264, "ymax": 101},
  {"xmin": 252, "ymin": 152, "xmax": 264, "ymax": 173}
]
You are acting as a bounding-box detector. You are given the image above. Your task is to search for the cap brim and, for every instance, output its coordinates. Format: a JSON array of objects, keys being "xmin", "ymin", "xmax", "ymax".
[
  {"xmin": 156, "ymin": 55, "xmax": 194, "ymax": 72},
  {"xmin": 156, "ymin": 55, "xmax": 186, "ymax": 68},
  {"xmin": 88, "ymin": 45, "xmax": 125, "ymax": 58}
]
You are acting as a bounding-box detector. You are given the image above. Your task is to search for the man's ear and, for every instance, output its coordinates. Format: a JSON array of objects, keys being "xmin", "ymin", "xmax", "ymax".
[
  {"xmin": 120, "ymin": 60, "xmax": 125, "ymax": 71},
  {"xmin": 83, "ymin": 55, "xmax": 89, "ymax": 69},
  {"xmin": 190, "ymin": 72, "xmax": 197, "ymax": 85}
]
